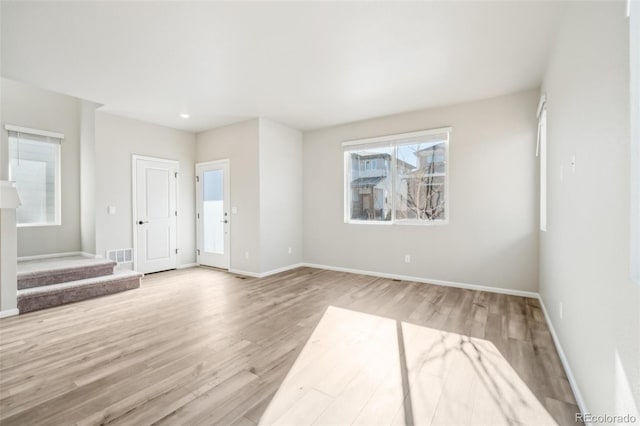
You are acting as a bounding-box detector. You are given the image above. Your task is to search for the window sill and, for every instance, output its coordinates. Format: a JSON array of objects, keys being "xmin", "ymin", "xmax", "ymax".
[
  {"xmin": 394, "ymin": 220, "xmax": 449, "ymax": 226},
  {"xmin": 346, "ymin": 220, "xmax": 393, "ymax": 226},
  {"xmin": 17, "ymin": 223, "xmax": 61, "ymax": 228},
  {"xmin": 345, "ymin": 220, "xmax": 449, "ymax": 226}
]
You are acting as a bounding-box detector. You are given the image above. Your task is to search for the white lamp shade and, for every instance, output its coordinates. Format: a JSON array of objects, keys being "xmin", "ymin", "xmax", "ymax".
[{"xmin": 0, "ymin": 181, "xmax": 21, "ymax": 209}]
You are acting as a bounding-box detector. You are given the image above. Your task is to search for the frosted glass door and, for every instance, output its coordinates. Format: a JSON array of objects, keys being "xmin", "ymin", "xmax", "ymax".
[
  {"xmin": 203, "ymin": 170, "xmax": 225, "ymax": 254},
  {"xmin": 196, "ymin": 160, "xmax": 230, "ymax": 269}
]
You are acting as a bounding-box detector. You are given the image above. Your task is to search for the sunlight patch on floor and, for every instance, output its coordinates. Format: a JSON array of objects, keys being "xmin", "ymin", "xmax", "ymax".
[{"xmin": 259, "ymin": 306, "xmax": 557, "ymax": 426}]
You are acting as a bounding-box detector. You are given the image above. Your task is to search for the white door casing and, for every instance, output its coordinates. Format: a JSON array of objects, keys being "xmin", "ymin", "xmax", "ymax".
[
  {"xmin": 196, "ymin": 160, "xmax": 230, "ymax": 269},
  {"xmin": 133, "ymin": 156, "xmax": 178, "ymax": 273}
]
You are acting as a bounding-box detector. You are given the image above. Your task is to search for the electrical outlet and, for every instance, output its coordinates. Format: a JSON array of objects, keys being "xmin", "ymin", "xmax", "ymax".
[
  {"xmin": 404, "ymin": 254, "xmax": 411, "ymax": 264},
  {"xmin": 288, "ymin": 247, "xmax": 292, "ymax": 254},
  {"xmin": 245, "ymin": 251, "xmax": 249, "ymax": 260}
]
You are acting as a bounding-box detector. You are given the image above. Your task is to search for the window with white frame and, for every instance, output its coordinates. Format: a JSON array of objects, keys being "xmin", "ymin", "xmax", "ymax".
[
  {"xmin": 7, "ymin": 127, "xmax": 62, "ymax": 226},
  {"xmin": 344, "ymin": 127, "xmax": 450, "ymax": 224},
  {"xmin": 537, "ymin": 95, "xmax": 547, "ymax": 232},
  {"xmin": 630, "ymin": 0, "xmax": 640, "ymax": 283}
]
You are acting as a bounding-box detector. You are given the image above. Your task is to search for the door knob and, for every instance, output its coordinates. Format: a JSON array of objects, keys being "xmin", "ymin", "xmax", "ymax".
[
  {"xmin": 221, "ymin": 219, "xmax": 228, "ymax": 224},
  {"xmin": 138, "ymin": 220, "xmax": 148, "ymax": 225}
]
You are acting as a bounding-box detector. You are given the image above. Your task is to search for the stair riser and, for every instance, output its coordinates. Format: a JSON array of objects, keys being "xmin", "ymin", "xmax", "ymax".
[
  {"xmin": 18, "ymin": 265, "xmax": 116, "ymax": 290},
  {"xmin": 18, "ymin": 277, "xmax": 141, "ymax": 314}
]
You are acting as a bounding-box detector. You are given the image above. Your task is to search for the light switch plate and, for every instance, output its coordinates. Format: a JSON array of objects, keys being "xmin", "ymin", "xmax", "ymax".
[{"xmin": 107, "ymin": 206, "xmax": 116, "ymax": 215}]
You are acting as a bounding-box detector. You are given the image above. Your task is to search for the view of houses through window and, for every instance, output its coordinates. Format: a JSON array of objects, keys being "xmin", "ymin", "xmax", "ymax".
[
  {"xmin": 344, "ymin": 128, "xmax": 450, "ymax": 224},
  {"xmin": 348, "ymin": 146, "xmax": 393, "ymax": 221}
]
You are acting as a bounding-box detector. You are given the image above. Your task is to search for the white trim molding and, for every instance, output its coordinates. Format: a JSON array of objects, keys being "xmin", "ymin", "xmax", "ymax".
[
  {"xmin": 177, "ymin": 263, "xmax": 198, "ymax": 270},
  {"xmin": 537, "ymin": 93, "xmax": 547, "ymax": 119},
  {"xmin": 17, "ymin": 251, "xmax": 93, "ymax": 262},
  {"xmin": 5, "ymin": 124, "xmax": 65, "ymax": 139},
  {"xmin": 231, "ymin": 262, "xmax": 537, "ymax": 297},
  {"xmin": 0, "ymin": 309, "xmax": 19, "ymax": 319},
  {"xmin": 342, "ymin": 126, "xmax": 452, "ymax": 148},
  {"xmin": 300, "ymin": 263, "xmax": 538, "ymax": 298},
  {"xmin": 258, "ymin": 263, "xmax": 305, "ymax": 278},
  {"xmin": 228, "ymin": 269, "xmax": 260, "ymax": 278},
  {"xmin": 229, "ymin": 263, "xmax": 304, "ymax": 279},
  {"xmin": 538, "ymin": 296, "xmax": 589, "ymax": 419}
]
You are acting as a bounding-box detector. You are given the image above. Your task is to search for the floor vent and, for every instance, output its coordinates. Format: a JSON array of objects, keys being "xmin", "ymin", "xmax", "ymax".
[{"xmin": 106, "ymin": 248, "xmax": 133, "ymax": 264}]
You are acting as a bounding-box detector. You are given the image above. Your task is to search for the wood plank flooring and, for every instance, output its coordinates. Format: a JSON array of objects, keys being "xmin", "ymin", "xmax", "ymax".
[{"xmin": 0, "ymin": 267, "xmax": 581, "ymax": 425}]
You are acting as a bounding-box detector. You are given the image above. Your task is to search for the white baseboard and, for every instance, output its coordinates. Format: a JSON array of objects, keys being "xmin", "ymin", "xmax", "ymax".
[
  {"xmin": 300, "ymin": 262, "xmax": 538, "ymax": 298},
  {"xmin": 538, "ymin": 296, "xmax": 589, "ymax": 419},
  {"xmin": 229, "ymin": 263, "xmax": 304, "ymax": 279},
  {"xmin": 183, "ymin": 259, "xmax": 590, "ymax": 417},
  {"xmin": 18, "ymin": 251, "xmax": 86, "ymax": 262},
  {"xmin": 228, "ymin": 269, "xmax": 260, "ymax": 278},
  {"xmin": 258, "ymin": 263, "xmax": 305, "ymax": 278},
  {"xmin": 177, "ymin": 263, "xmax": 197, "ymax": 270},
  {"xmin": 176, "ymin": 259, "xmax": 588, "ymax": 418},
  {"xmin": 80, "ymin": 252, "xmax": 101, "ymax": 259},
  {"xmin": 0, "ymin": 308, "xmax": 19, "ymax": 319},
  {"xmin": 230, "ymin": 262, "xmax": 537, "ymax": 298}
]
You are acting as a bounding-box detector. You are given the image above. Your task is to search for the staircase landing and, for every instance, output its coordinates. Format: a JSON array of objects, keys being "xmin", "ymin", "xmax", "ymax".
[
  {"xmin": 17, "ymin": 256, "xmax": 142, "ymax": 314},
  {"xmin": 18, "ymin": 256, "xmax": 117, "ymax": 289}
]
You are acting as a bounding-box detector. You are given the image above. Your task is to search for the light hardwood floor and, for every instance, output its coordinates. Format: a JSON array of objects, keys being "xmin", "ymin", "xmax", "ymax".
[{"xmin": 0, "ymin": 267, "xmax": 581, "ymax": 425}]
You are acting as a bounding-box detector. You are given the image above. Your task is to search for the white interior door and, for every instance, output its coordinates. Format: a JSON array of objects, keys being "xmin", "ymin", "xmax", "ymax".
[
  {"xmin": 134, "ymin": 156, "xmax": 178, "ymax": 273},
  {"xmin": 196, "ymin": 160, "xmax": 230, "ymax": 269}
]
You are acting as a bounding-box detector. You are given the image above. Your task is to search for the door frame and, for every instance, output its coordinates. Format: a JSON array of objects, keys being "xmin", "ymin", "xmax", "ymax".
[
  {"xmin": 195, "ymin": 159, "xmax": 231, "ymax": 269},
  {"xmin": 132, "ymin": 154, "xmax": 180, "ymax": 272}
]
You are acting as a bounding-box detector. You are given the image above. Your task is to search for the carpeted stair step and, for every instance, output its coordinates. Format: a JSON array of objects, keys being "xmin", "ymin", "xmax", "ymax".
[
  {"xmin": 17, "ymin": 256, "xmax": 117, "ymax": 290},
  {"xmin": 17, "ymin": 270, "xmax": 143, "ymax": 314}
]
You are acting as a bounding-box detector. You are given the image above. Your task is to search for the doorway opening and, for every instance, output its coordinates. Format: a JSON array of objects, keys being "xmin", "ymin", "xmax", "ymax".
[{"xmin": 196, "ymin": 160, "xmax": 230, "ymax": 270}]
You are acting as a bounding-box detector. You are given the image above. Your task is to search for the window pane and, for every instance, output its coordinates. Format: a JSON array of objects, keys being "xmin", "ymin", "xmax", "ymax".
[
  {"xmin": 395, "ymin": 139, "xmax": 447, "ymax": 221},
  {"xmin": 8, "ymin": 136, "xmax": 59, "ymax": 225},
  {"xmin": 203, "ymin": 169, "xmax": 225, "ymax": 254},
  {"xmin": 348, "ymin": 146, "xmax": 392, "ymax": 221},
  {"xmin": 539, "ymin": 108, "xmax": 547, "ymax": 231}
]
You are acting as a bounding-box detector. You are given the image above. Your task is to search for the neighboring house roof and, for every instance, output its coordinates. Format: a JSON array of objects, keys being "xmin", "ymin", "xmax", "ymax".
[
  {"xmin": 396, "ymin": 159, "xmax": 414, "ymax": 171},
  {"xmin": 401, "ymin": 171, "xmax": 446, "ymax": 179},
  {"xmin": 415, "ymin": 143, "xmax": 446, "ymax": 155},
  {"xmin": 351, "ymin": 152, "xmax": 391, "ymax": 158},
  {"xmin": 350, "ymin": 177, "xmax": 385, "ymax": 187}
]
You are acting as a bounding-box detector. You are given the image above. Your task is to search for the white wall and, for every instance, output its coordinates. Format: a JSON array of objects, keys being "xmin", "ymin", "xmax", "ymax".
[
  {"xmin": 303, "ymin": 90, "xmax": 540, "ymax": 293},
  {"xmin": 0, "ymin": 208, "xmax": 18, "ymax": 314},
  {"xmin": 259, "ymin": 118, "xmax": 303, "ymax": 273},
  {"xmin": 631, "ymin": 0, "xmax": 640, "ymax": 286},
  {"xmin": 540, "ymin": 2, "xmax": 639, "ymax": 416},
  {"xmin": 1, "ymin": 78, "xmax": 82, "ymax": 257},
  {"xmin": 95, "ymin": 111, "xmax": 196, "ymax": 267},
  {"xmin": 80, "ymin": 100, "xmax": 99, "ymax": 255},
  {"xmin": 196, "ymin": 119, "xmax": 261, "ymax": 274}
]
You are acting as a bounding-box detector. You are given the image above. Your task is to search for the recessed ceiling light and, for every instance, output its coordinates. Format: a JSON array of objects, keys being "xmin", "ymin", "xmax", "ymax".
[{"xmin": 179, "ymin": 113, "xmax": 190, "ymax": 119}]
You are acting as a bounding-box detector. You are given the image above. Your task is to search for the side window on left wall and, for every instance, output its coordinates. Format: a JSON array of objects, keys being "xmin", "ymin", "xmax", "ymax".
[
  {"xmin": 537, "ymin": 96, "xmax": 547, "ymax": 232},
  {"xmin": 7, "ymin": 128, "xmax": 62, "ymax": 226}
]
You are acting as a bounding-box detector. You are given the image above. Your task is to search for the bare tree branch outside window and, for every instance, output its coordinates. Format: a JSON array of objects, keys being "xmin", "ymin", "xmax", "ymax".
[
  {"xmin": 345, "ymin": 130, "xmax": 449, "ymax": 224},
  {"xmin": 396, "ymin": 141, "xmax": 446, "ymax": 221}
]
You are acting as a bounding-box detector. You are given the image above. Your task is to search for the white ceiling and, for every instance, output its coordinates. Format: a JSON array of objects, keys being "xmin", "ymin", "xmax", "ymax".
[{"xmin": 1, "ymin": 1, "xmax": 564, "ymax": 133}]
